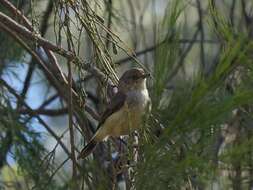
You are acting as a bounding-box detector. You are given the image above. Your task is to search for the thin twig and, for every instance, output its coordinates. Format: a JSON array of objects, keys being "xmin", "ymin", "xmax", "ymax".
[
  {"xmin": 40, "ymin": 0, "xmax": 54, "ymax": 36},
  {"xmin": 65, "ymin": 4, "xmax": 78, "ymax": 184},
  {"xmin": 0, "ymin": 12, "xmax": 74, "ymax": 59},
  {"xmin": 196, "ymin": 0, "xmax": 205, "ymax": 73},
  {"xmin": 115, "ymin": 38, "xmax": 218, "ymax": 65},
  {"xmin": 168, "ymin": 28, "xmax": 200, "ymax": 82},
  {"xmin": 18, "ymin": 107, "xmax": 68, "ymax": 116},
  {"xmin": 229, "ymin": 0, "xmax": 236, "ymax": 27}
]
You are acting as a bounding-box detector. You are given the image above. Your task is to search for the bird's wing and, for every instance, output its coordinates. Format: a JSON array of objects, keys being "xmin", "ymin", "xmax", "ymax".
[
  {"xmin": 98, "ymin": 91, "xmax": 126, "ymax": 128},
  {"xmin": 78, "ymin": 92, "xmax": 126, "ymax": 159}
]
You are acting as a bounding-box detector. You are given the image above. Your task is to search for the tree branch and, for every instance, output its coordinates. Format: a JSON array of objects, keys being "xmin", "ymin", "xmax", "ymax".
[
  {"xmin": 18, "ymin": 107, "xmax": 68, "ymax": 116},
  {"xmin": 0, "ymin": 12, "xmax": 74, "ymax": 59}
]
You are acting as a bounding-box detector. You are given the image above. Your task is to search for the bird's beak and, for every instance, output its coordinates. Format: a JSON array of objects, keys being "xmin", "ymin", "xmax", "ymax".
[{"xmin": 142, "ymin": 73, "xmax": 151, "ymax": 79}]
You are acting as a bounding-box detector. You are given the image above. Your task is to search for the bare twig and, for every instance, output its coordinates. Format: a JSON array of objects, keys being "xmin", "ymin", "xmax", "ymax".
[
  {"xmin": 167, "ymin": 28, "xmax": 200, "ymax": 82},
  {"xmin": 40, "ymin": 0, "xmax": 54, "ymax": 36},
  {"xmin": 196, "ymin": 0, "xmax": 205, "ymax": 73},
  {"xmin": 0, "ymin": 78, "xmax": 94, "ymax": 188},
  {"xmin": 105, "ymin": 0, "xmax": 113, "ymax": 49},
  {"xmin": 115, "ymin": 38, "xmax": 218, "ymax": 65},
  {"xmin": 66, "ymin": 4, "xmax": 78, "ymax": 184},
  {"xmin": 68, "ymin": 59, "xmax": 78, "ymax": 183},
  {"xmin": 0, "ymin": 12, "xmax": 74, "ymax": 59},
  {"xmin": 229, "ymin": 0, "xmax": 236, "ymax": 27},
  {"xmin": 0, "ymin": 79, "xmax": 71, "ymax": 157},
  {"xmin": 18, "ymin": 107, "xmax": 68, "ymax": 116},
  {"xmin": 0, "ymin": 19, "xmax": 101, "ymax": 125}
]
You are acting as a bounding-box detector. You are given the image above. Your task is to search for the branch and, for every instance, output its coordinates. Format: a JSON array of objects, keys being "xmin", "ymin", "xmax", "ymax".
[
  {"xmin": 40, "ymin": 0, "xmax": 54, "ymax": 36},
  {"xmin": 38, "ymin": 94, "xmax": 59, "ymax": 108},
  {"xmin": 0, "ymin": 20, "xmax": 99, "ymax": 123},
  {"xmin": 0, "ymin": 79, "xmax": 93, "ymax": 174},
  {"xmin": 0, "ymin": 79, "xmax": 71, "ymax": 157},
  {"xmin": 0, "ymin": 0, "xmax": 116, "ymax": 87},
  {"xmin": 18, "ymin": 107, "xmax": 68, "ymax": 116},
  {"xmin": 0, "ymin": 12, "xmax": 74, "ymax": 59},
  {"xmin": 196, "ymin": 0, "xmax": 205, "ymax": 72},
  {"xmin": 115, "ymin": 38, "xmax": 218, "ymax": 65},
  {"xmin": 168, "ymin": 28, "xmax": 200, "ymax": 82},
  {"xmin": 0, "ymin": 0, "xmax": 34, "ymax": 31},
  {"xmin": 66, "ymin": 5, "xmax": 78, "ymax": 180},
  {"xmin": 19, "ymin": 61, "xmax": 36, "ymax": 107}
]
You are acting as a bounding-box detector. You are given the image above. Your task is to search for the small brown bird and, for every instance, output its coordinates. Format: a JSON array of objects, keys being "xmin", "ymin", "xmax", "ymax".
[{"xmin": 77, "ymin": 68, "xmax": 150, "ymax": 159}]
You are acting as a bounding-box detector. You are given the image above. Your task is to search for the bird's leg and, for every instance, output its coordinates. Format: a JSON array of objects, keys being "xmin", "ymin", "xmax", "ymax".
[{"xmin": 133, "ymin": 131, "xmax": 139, "ymax": 163}]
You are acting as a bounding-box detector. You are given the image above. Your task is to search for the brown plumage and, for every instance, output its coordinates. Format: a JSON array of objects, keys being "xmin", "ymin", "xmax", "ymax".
[{"xmin": 78, "ymin": 68, "xmax": 150, "ymax": 159}]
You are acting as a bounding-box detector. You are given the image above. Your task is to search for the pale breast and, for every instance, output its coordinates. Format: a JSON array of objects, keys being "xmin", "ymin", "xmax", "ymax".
[
  {"xmin": 126, "ymin": 89, "xmax": 150, "ymax": 110},
  {"xmin": 125, "ymin": 89, "xmax": 150, "ymax": 128},
  {"xmin": 97, "ymin": 89, "xmax": 150, "ymax": 138}
]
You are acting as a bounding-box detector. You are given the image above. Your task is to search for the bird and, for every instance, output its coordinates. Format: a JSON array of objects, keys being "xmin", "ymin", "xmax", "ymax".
[{"xmin": 77, "ymin": 68, "xmax": 151, "ymax": 159}]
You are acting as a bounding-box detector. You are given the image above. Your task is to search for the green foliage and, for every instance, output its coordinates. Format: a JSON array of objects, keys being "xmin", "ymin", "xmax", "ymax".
[
  {"xmin": 0, "ymin": 99, "xmax": 57, "ymax": 189},
  {"xmin": 0, "ymin": 2, "xmax": 25, "ymax": 63},
  {"xmin": 135, "ymin": 1, "xmax": 253, "ymax": 189},
  {"xmin": 153, "ymin": 0, "xmax": 184, "ymax": 104},
  {"xmin": 0, "ymin": 33, "xmax": 24, "ymax": 61}
]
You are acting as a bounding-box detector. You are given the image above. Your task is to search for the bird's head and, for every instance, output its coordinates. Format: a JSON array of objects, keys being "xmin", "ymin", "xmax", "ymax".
[{"xmin": 118, "ymin": 68, "xmax": 150, "ymax": 92}]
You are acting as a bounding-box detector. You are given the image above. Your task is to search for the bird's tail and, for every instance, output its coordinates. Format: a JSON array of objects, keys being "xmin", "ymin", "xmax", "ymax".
[{"xmin": 77, "ymin": 139, "xmax": 97, "ymax": 159}]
